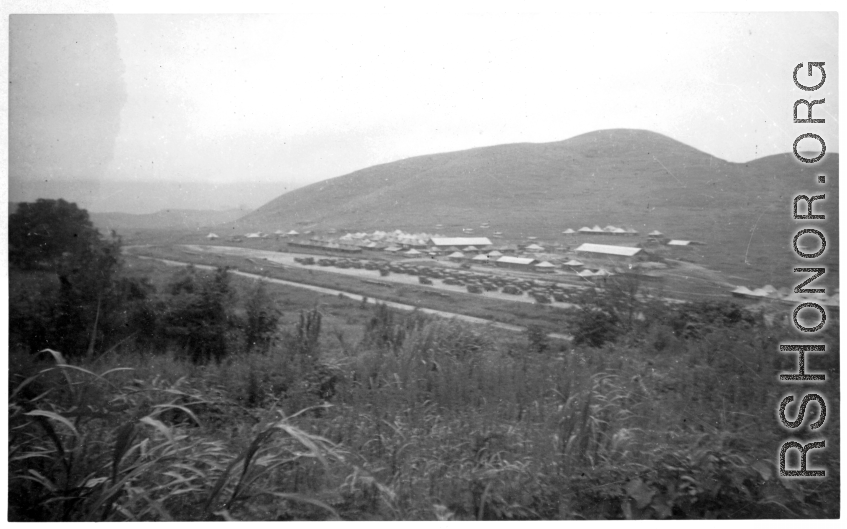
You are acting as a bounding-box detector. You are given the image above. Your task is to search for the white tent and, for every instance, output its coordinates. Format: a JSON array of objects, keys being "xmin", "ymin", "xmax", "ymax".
[
  {"xmin": 206, "ymin": 233, "xmax": 219, "ymax": 239},
  {"xmin": 731, "ymin": 286, "xmax": 755, "ymax": 297}
]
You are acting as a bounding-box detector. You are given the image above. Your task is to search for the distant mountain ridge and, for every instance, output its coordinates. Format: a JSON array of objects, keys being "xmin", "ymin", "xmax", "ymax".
[
  {"xmin": 91, "ymin": 208, "xmax": 251, "ymax": 232},
  {"xmin": 229, "ymin": 128, "xmax": 838, "ymax": 287}
]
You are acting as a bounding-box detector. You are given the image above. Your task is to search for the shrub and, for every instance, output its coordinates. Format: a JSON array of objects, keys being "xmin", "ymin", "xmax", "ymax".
[
  {"xmin": 161, "ymin": 266, "xmax": 236, "ymax": 364},
  {"xmin": 242, "ymin": 279, "xmax": 281, "ymax": 353}
]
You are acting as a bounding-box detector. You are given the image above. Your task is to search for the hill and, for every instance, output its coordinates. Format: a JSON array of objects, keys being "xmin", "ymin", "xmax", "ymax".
[
  {"xmin": 91, "ymin": 208, "xmax": 251, "ymax": 233},
  {"xmin": 229, "ymin": 129, "xmax": 839, "ymax": 288}
]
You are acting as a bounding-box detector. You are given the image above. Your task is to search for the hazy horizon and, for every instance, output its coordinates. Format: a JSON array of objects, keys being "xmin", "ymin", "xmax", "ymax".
[{"xmin": 7, "ymin": 9, "xmax": 839, "ymax": 214}]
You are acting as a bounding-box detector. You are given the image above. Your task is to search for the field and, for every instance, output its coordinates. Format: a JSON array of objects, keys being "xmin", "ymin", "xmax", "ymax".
[
  {"xmin": 8, "ymin": 246, "xmax": 841, "ymax": 520},
  {"xmin": 125, "ymin": 245, "xmax": 583, "ymax": 337}
]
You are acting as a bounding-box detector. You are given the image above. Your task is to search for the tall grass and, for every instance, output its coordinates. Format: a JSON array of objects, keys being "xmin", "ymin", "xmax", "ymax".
[{"xmin": 8, "ymin": 300, "xmax": 839, "ymax": 520}]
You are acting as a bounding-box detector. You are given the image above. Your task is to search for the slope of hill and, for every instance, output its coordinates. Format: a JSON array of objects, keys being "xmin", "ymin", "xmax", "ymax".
[
  {"xmin": 229, "ymin": 129, "xmax": 839, "ymax": 288},
  {"xmin": 91, "ymin": 208, "xmax": 251, "ymax": 233}
]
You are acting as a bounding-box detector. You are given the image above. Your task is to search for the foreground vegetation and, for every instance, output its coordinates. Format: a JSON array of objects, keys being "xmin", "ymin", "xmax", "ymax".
[{"xmin": 8, "ymin": 200, "xmax": 840, "ymax": 520}]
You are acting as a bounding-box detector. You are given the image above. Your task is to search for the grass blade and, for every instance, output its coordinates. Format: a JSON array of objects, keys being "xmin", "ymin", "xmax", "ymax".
[{"xmin": 25, "ymin": 410, "xmax": 79, "ymax": 437}]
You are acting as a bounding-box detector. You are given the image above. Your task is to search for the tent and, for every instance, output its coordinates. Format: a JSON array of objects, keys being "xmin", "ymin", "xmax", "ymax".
[
  {"xmin": 731, "ymin": 286, "xmax": 755, "ymax": 298},
  {"xmin": 405, "ymin": 249, "xmax": 422, "ymax": 256},
  {"xmin": 577, "ymin": 270, "xmax": 595, "ymax": 277},
  {"xmin": 206, "ymin": 233, "xmax": 219, "ymax": 239},
  {"xmin": 535, "ymin": 261, "xmax": 556, "ymax": 273},
  {"xmin": 562, "ymin": 229, "xmax": 576, "ymax": 234},
  {"xmin": 564, "ymin": 259, "xmax": 584, "ymax": 267}
]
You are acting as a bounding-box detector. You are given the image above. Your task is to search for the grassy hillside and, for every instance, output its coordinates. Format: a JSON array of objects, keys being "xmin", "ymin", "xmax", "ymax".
[{"xmin": 231, "ymin": 129, "xmax": 838, "ymax": 288}]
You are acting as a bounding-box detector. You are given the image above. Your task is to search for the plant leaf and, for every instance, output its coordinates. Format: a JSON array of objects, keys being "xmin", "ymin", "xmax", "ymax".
[
  {"xmin": 139, "ymin": 416, "xmax": 174, "ymax": 443},
  {"xmin": 25, "ymin": 409, "xmax": 79, "ymax": 437}
]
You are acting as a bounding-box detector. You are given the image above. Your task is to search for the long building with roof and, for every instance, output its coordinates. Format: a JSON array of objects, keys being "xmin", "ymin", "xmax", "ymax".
[
  {"xmin": 575, "ymin": 243, "xmax": 642, "ymax": 263},
  {"xmin": 495, "ymin": 256, "xmax": 538, "ymax": 271},
  {"xmin": 430, "ymin": 237, "xmax": 493, "ymax": 248}
]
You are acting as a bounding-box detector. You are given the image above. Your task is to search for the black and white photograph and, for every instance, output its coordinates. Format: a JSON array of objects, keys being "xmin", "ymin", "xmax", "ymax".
[{"xmin": 3, "ymin": 3, "xmax": 841, "ymax": 521}]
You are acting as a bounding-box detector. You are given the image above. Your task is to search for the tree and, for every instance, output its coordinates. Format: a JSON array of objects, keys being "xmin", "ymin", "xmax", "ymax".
[
  {"xmin": 9, "ymin": 199, "xmax": 107, "ymax": 271},
  {"xmin": 8, "ymin": 199, "xmax": 125, "ymax": 356},
  {"xmin": 570, "ymin": 275, "xmax": 643, "ymax": 348}
]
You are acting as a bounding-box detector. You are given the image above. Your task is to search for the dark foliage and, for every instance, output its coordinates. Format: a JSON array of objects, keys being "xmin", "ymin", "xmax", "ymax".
[
  {"xmin": 6, "ymin": 200, "xmax": 154, "ymax": 357},
  {"xmin": 243, "ymin": 279, "xmax": 281, "ymax": 353},
  {"xmin": 664, "ymin": 300, "xmax": 757, "ymax": 339},
  {"xmin": 9, "ymin": 199, "xmax": 104, "ymax": 271},
  {"xmin": 160, "ymin": 266, "xmax": 236, "ymax": 364}
]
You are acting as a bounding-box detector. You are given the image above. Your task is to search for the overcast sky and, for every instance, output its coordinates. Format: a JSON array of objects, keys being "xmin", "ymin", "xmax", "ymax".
[{"xmin": 5, "ymin": 6, "xmax": 839, "ymax": 212}]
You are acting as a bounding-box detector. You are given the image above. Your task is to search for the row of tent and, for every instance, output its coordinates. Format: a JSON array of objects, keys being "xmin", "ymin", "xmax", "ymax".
[
  {"xmin": 339, "ymin": 230, "xmax": 440, "ymax": 247},
  {"xmin": 207, "ymin": 230, "xmax": 302, "ymax": 240},
  {"xmin": 731, "ymin": 285, "xmax": 840, "ymax": 306},
  {"xmin": 562, "ymin": 225, "xmax": 641, "ymax": 236}
]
